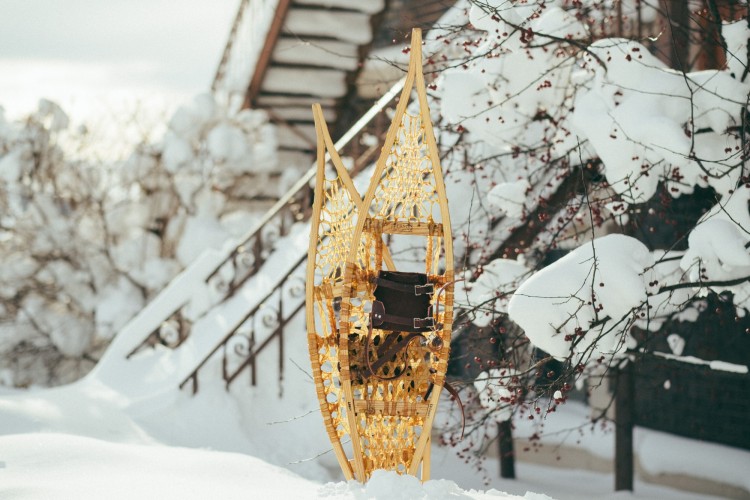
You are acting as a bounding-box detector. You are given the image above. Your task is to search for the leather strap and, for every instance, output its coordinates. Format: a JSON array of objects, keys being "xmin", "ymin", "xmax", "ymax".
[
  {"xmin": 372, "ymin": 311, "xmax": 434, "ymax": 329},
  {"xmin": 441, "ymin": 380, "xmax": 466, "ymax": 439},
  {"xmin": 363, "ymin": 327, "xmax": 466, "ymax": 440},
  {"xmin": 364, "ymin": 322, "xmax": 416, "ymax": 380},
  {"xmin": 374, "ymin": 277, "xmax": 433, "ymax": 296},
  {"xmin": 367, "ymin": 331, "xmax": 425, "ymax": 375}
]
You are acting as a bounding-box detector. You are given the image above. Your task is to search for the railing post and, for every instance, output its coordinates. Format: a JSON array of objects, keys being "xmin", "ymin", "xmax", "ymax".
[
  {"xmin": 222, "ymin": 342, "xmax": 229, "ymax": 383},
  {"xmin": 615, "ymin": 360, "xmax": 635, "ymax": 492},
  {"xmin": 278, "ymin": 279, "xmax": 284, "ymax": 397},
  {"xmin": 498, "ymin": 419, "xmax": 516, "ymax": 479},
  {"xmin": 253, "ymin": 233, "xmax": 262, "ymax": 267},
  {"xmin": 251, "ymin": 330, "xmax": 257, "ymax": 386}
]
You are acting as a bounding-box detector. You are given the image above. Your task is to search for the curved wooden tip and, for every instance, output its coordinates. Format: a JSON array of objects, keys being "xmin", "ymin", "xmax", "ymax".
[
  {"xmin": 311, "ymin": 103, "xmax": 322, "ymax": 127},
  {"xmin": 411, "ymin": 27, "xmax": 422, "ymax": 43},
  {"xmin": 410, "ymin": 28, "xmax": 422, "ymax": 61}
]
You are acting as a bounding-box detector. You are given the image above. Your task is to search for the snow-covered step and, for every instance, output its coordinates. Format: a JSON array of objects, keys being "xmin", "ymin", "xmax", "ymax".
[
  {"xmin": 292, "ymin": 0, "xmax": 385, "ymax": 14},
  {"xmin": 271, "ymin": 37, "xmax": 359, "ymax": 71},
  {"xmin": 278, "ymin": 150, "xmax": 315, "ymax": 169},
  {"xmin": 275, "ymin": 123, "xmax": 317, "ymax": 150},
  {"xmin": 261, "ymin": 67, "xmax": 348, "ymax": 97},
  {"xmin": 262, "ymin": 105, "xmax": 335, "ymax": 122},
  {"xmin": 255, "ymin": 95, "xmax": 336, "ymax": 107},
  {"xmin": 284, "ymin": 9, "xmax": 374, "ymax": 45}
]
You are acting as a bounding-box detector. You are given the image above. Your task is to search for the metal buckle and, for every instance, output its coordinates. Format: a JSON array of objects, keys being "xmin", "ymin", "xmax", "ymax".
[
  {"xmin": 414, "ymin": 317, "xmax": 435, "ymax": 329},
  {"xmin": 426, "ymin": 333, "xmax": 444, "ymax": 352},
  {"xmin": 414, "ymin": 283, "xmax": 434, "ymax": 296}
]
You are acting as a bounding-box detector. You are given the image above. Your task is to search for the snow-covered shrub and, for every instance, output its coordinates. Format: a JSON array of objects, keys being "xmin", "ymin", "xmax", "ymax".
[
  {"xmin": 0, "ymin": 94, "xmax": 277, "ymax": 387},
  {"xmin": 431, "ymin": 0, "xmax": 750, "ymax": 443}
]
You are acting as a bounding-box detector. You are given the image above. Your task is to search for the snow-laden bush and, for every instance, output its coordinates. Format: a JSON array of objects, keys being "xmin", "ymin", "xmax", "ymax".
[
  {"xmin": 0, "ymin": 94, "xmax": 277, "ymax": 387},
  {"xmin": 434, "ymin": 0, "xmax": 750, "ymax": 442}
]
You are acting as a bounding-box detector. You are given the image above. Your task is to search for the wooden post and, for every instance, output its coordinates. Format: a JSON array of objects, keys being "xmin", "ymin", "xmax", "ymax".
[
  {"xmin": 498, "ymin": 419, "xmax": 516, "ymax": 479},
  {"xmin": 662, "ymin": 0, "xmax": 690, "ymax": 70},
  {"xmin": 615, "ymin": 361, "xmax": 634, "ymax": 491}
]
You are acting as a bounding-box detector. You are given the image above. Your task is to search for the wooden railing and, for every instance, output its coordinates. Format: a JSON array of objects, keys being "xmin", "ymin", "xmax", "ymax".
[{"xmin": 211, "ymin": 0, "xmax": 285, "ymax": 111}]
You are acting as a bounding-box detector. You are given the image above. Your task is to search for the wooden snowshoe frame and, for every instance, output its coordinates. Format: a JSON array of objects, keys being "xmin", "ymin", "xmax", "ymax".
[
  {"xmin": 306, "ymin": 28, "xmax": 454, "ymax": 483},
  {"xmin": 306, "ymin": 104, "xmax": 397, "ymax": 480}
]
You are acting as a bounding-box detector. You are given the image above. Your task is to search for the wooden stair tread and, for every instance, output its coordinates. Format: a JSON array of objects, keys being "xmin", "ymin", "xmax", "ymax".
[
  {"xmin": 272, "ymin": 37, "xmax": 359, "ymax": 71},
  {"xmin": 260, "ymin": 105, "xmax": 336, "ymax": 122},
  {"xmin": 284, "ymin": 9, "xmax": 374, "ymax": 45},
  {"xmin": 261, "ymin": 67, "xmax": 348, "ymax": 98},
  {"xmin": 255, "ymin": 95, "xmax": 336, "ymax": 107},
  {"xmin": 275, "ymin": 123, "xmax": 317, "ymax": 151},
  {"xmin": 292, "ymin": 0, "xmax": 385, "ymax": 15}
]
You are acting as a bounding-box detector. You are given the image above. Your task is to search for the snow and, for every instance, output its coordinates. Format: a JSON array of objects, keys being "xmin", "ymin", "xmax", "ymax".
[
  {"xmin": 508, "ymin": 234, "xmax": 655, "ymax": 361},
  {"xmin": 459, "ymin": 258, "xmax": 529, "ymax": 327},
  {"xmin": 680, "ymin": 185, "xmax": 750, "ymax": 309},
  {"xmin": 0, "ymin": 309, "xmax": 527, "ymax": 500},
  {"xmin": 0, "ymin": 148, "xmax": 23, "ymax": 182},
  {"xmin": 432, "ymin": 0, "xmax": 750, "ymax": 370},
  {"xmin": 0, "ymin": 432, "xmax": 538, "ymax": 500},
  {"xmin": 2, "ymin": 213, "xmax": 739, "ymax": 499},
  {"xmin": 284, "ymin": 9, "xmax": 374, "ymax": 45},
  {"xmin": 2, "ymin": 1, "xmax": 750, "ymax": 498},
  {"xmin": 321, "ymin": 470, "xmax": 531, "ymax": 499},
  {"xmin": 1, "ymin": 193, "xmax": 744, "ymax": 498},
  {"xmin": 473, "ymin": 369, "xmax": 519, "ymax": 422},
  {"xmin": 724, "ymin": 19, "xmax": 750, "ymax": 79},
  {"xmin": 1, "ymin": 357, "xmax": 742, "ymax": 499},
  {"xmin": 636, "ymin": 428, "xmax": 750, "ymax": 489},
  {"xmin": 573, "ymin": 38, "xmax": 748, "ymax": 203},
  {"xmin": 94, "ymin": 276, "xmax": 145, "ymax": 341},
  {"xmin": 0, "ymin": 433, "xmax": 320, "ymax": 500},
  {"xmin": 487, "ymin": 180, "xmax": 531, "ymax": 220},
  {"xmin": 651, "ymin": 351, "xmax": 749, "ymax": 374},
  {"xmin": 0, "ymin": 90, "xmax": 281, "ymax": 386},
  {"xmin": 294, "ymin": 0, "xmax": 385, "ymax": 14}
]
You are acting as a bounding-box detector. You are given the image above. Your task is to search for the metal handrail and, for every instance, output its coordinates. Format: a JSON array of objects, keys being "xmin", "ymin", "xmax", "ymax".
[
  {"xmin": 125, "ymin": 78, "xmax": 405, "ymax": 359},
  {"xmin": 178, "ymin": 252, "xmax": 307, "ymax": 394},
  {"xmin": 175, "ymin": 80, "xmax": 406, "ymax": 393}
]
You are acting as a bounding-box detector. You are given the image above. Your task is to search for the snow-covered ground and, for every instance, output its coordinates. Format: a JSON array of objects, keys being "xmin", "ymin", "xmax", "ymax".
[
  {"xmin": 1, "ymin": 309, "xmax": 746, "ymax": 499},
  {"xmin": 3, "ymin": 1, "xmax": 750, "ymax": 496}
]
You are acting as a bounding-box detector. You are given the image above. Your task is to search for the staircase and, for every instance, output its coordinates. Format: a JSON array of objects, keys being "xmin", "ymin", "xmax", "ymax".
[{"xmin": 212, "ymin": 0, "xmax": 386, "ymax": 167}]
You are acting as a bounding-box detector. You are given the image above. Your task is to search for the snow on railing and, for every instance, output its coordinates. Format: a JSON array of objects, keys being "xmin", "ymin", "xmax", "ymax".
[
  {"xmin": 651, "ymin": 351, "xmax": 749, "ymax": 375},
  {"xmin": 174, "ymin": 80, "xmax": 405, "ymax": 393},
  {"xmin": 211, "ymin": 0, "xmax": 281, "ymax": 112},
  {"xmin": 179, "ymin": 252, "xmax": 307, "ymax": 394},
  {"xmin": 125, "ymin": 79, "xmax": 405, "ymax": 363}
]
